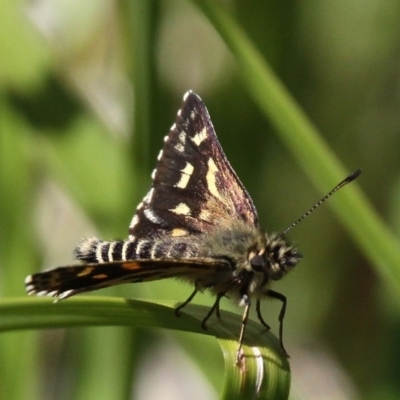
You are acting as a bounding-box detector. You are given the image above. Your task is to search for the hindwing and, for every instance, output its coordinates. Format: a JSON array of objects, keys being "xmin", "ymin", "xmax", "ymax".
[{"xmin": 25, "ymin": 258, "xmax": 230, "ymax": 300}]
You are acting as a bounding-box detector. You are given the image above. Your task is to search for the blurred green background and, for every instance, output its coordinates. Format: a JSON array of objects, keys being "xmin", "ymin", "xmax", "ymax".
[{"xmin": 1, "ymin": 0, "xmax": 400, "ymax": 399}]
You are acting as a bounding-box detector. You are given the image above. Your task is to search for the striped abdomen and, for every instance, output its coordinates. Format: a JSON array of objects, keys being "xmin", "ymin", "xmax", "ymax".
[{"xmin": 74, "ymin": 236, "xmax": 202, "ymax": 263}]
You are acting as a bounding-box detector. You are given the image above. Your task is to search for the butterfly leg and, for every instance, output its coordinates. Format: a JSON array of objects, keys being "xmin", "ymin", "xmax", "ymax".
[
  {"xmin": 236, "ymin": 293, "xmax": 251, "ymax": 365},
  {"xmin": 216, "ymin": 297, "xmax": 222, "ymax": 319},
  {"xmin": 201, "ymin": 292, "xmax": 225, "ymax": 329},
  {"xmin": 267, "ymin": 289, "xmax": 289, "ymax": 357},
  {"xmin": 255, "ymin": 299, "xmax": 271, "ymax": 330},
  {"xmin": 175, "ymin": 289, "xmax": 198, "ymax": 317}
]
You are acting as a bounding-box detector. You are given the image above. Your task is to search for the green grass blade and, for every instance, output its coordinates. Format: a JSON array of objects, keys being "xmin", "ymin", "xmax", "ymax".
[
  {"xmin": 192, "ymin": 0, "xmax": 400, "ymax": 292},
  {"xmin": 0, "ymin": 297, "xmax": 290, "ymax": 400}
]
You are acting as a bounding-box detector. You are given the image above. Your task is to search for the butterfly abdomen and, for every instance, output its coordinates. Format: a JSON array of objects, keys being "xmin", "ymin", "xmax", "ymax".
[{"xmin": 74, "ymin": 236, "xmax": 203, "ymax": 263}]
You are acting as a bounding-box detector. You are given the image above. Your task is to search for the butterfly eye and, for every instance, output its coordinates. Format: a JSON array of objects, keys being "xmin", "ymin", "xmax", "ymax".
[{"xmin": 250, "ymin": 254, "xmax": 265, "ymax": 272}]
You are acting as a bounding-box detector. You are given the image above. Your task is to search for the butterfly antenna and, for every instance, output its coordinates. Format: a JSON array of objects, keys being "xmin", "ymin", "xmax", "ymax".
[{"xmin": 282, "ymin": 169, "xmax": 362, "ymax": 236}]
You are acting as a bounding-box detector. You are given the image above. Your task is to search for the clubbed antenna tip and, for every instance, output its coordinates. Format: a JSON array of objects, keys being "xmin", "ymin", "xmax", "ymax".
[{"xmin": 346, "ymin": 168, "xmax": 362, "ymax": 182}]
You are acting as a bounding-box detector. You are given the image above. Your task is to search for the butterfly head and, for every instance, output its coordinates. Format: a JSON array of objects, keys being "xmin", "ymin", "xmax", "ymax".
[{"xmin": 256, "ymin": 234, "xmax": 302, "ymax": 281}]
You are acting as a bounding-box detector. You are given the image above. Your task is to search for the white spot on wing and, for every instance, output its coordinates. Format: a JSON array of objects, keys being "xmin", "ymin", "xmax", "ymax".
[
  {"xmin": 199, "ymin": 209, "xmax": 212, "ymax": 221},
  {"xmin": 58, "ymin": 290, "xmax": 75, "ymax": 300},
  {"xmin": 206, "ymin": 158, "xmax": 223, "ymax": 200},
  {"xmin": 183, "ymin": 91, "xmax": 192, "ymax": 101},
  {"xmin": 157, "ymin": 150, "xmax": 163, "ymax": 160},
  {"xmin": 170, "ymin": 123, "xmax": 176, "ymax": 131},
  {"xmin": 151, "ymin": 169, "xmax": 156, "ymax": 180},
  {"xmin": 144, "ymin": 188, "xmax": 154, "ymax": 203},
  {"xmin": 130, "ymin": 215, "xmax": 139, "ymax": 229},
  {"xmin": 175, "ymin": 143, "xmax": 184, "ymax": 152},
  {"xmin": 144, "ymin": 209, "xmax": 164, "ymax": 225},
  {"xmin": 174, "ymin": 131, "xmax": 186, "ymax": 153},
  {"xmin": 178, "ymin": 131, "xmax": 186, "ymax": 143},
  {"xmin": 191, "ymin": 127, "xmax": 207, "ymax": 146},
  {"xmin": 169, "ymin": 203, "xmax": 191, "ymax": 215},
  {"xmin": 171, "ymin": 228, "xmax": 188, "ymax": 237},
  {"xmin": 175, "ymin": 162, "xmax": 194, "ymax": 189},
  {"xmin": 26, "ymin": 285, "xmax": 36, "ymax": 294}
]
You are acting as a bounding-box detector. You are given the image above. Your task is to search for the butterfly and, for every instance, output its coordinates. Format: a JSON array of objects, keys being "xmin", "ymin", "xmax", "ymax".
[{"xmin": 25, "ymin": 90, "xmax": 361, "ymax": 363}]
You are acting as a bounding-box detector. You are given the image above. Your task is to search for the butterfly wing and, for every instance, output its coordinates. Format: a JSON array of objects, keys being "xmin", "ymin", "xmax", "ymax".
[
  {"xmin": 25, "ymin": 91, "xmax": 257, "ymax": 300},
  {"xmin": 25, "ymin": 258, "xmax": 230, "ymax": 300},
  {"xmin": 129, "ymin": 91, "xmax": 259, "ymax": 240}
]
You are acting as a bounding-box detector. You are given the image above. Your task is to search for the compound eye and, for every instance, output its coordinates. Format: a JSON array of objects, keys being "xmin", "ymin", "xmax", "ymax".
[{"xmin": 250, "ymin": 254, "xmax": 265, "ymax": 272}]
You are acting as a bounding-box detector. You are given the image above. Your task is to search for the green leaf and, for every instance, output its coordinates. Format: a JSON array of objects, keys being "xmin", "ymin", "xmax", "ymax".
[{"xmin": 0, "ymin": 297, "xmax": 290, "ymax": 400}]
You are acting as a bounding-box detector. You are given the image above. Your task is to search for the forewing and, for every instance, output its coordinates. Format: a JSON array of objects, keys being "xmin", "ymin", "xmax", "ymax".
[
  {"xmin": 129, "ymin": 91, "xmax": 259, "ymax": 239},
  {"xmin": 25, "ymin": 258, "xmax": 230, "ymax": 300}
]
